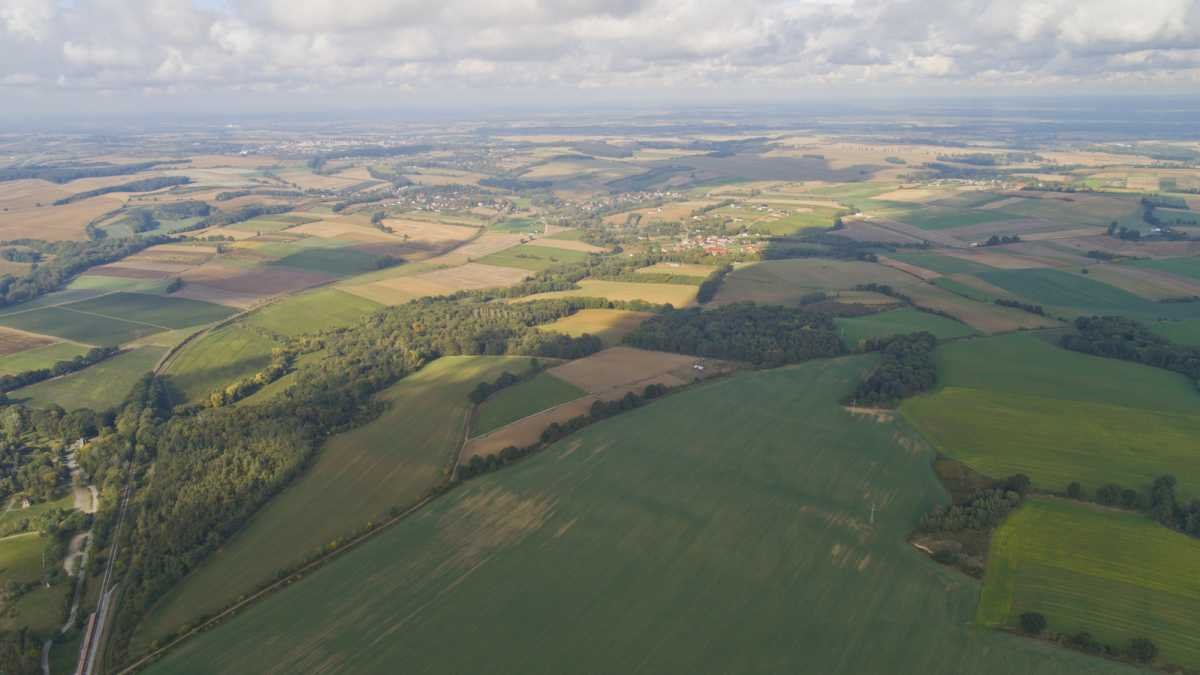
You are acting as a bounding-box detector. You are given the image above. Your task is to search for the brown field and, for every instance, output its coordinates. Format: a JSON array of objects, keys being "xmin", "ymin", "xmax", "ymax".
[
  {"xmin": 1047, "ymin": 235, "xmax": 1200, "ymax": 260},
  {"xmin": 1082, "ymin": 264, "xmax": 1200, "ymax": 300},
  {"xmin": 546, "ymin": 346, "xmax": 704, "ymax": 393},
  {"xmin": 1019, "ymin": 227, "xmax": 1106, "ymax": 241},
  {"xmin": 100, "ymin": 260, "xmax": 195, "ymax": 274},
  {"xmin": 527, "ymin": 237, "xmax": 606, "ymax": 253},
  {"xmin": 635, "ymin": 262, "xmax": 716, "ymax": 277},
  {"xmin": 0, "ymin": 327, "xmax": 58, "ymax": 356},
  {"xmin": 860, "ymin": 217, "xmax": 966, "ymax": 248},
  {"xmin": 344, "ymin": 263, "xmax": 529, "ymax": 305},
  {"xmin": 602, "ymin": 200, "xmax": 719, "ymax": 225},
  {"xmin": 902, "ymin": 282, "xmax": 1061, "ymax": 333},
  {"xmin": 274, "ymin": 170, "xmax": 362, "ymax": 191},
  {"xmin": 945, "ymin": 218, "xmax": 1061, "ymax": 242},
  {"xmin": 941, "ymin": 249, "xmax": 1055, "ymax": 269},
  {"xmin": 379, "ymin": 218, "xmax": 480, "ymax": 245},
  {"xmin": 515, "ymin": 280, "xmax": 699, "ymax": 307},
  {"xmin": 432, "ymin": 233, "xmax": 526, "ymax": 266},
  {"xmin": 0, "ymin": 195, "xmax": 124, "ymax": 240},
  {"xmin": 538, "ymin": 309, "xmax": 653, "ymax": 346},
  {"xmin": 0, "ymin": 180, "xmax": 71, "ymax": 210},
  {"xmin": 179, "ymin": 263, "xmax": 333, "ymax": 296},
  {"xmin": 877, "ymin": 256, "xmax": 941, "ymax": 281},
  {"xmin": 170, "ymin": 284, "xmax": 264, "ymax": 309},
  {"xmin": 834, "ymin": 219, "xmax": 928, "ymax": 245},
  {"xmin": 872, "ymin": 188, "xmax": 954, "ymax": 203}
]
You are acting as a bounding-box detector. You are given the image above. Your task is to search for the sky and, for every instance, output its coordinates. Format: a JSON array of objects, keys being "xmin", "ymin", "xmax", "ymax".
[{"xmin": 2, "ymin": 0, "xmax": 1199, "ymax": 120}]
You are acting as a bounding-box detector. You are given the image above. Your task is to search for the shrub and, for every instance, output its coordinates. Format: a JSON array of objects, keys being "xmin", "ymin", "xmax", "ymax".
[{"xmin": 1019, "ymin": 612, "xmax": 1047, "ymax": 635}]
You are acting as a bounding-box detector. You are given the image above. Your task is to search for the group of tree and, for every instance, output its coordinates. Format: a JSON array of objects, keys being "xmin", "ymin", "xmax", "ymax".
[
  {"xmin": 982, "ymin": 234, "xmax": 1021, "ymax": 246},
  {"xmin": 994, "ymin": 298, "xmax": 1045, "ymax": 315},
  {"xmin": 190, "ymin": 203, "xmax": 292, "ymax": 230},
  {"xmin": 0, "ymin": 159, "xmax": 188, "ymax": 184},
  {"xmin": 0, "ymin": 235, "xmax": 171, "ymax": 308},
  {"xmin": 0, "ymin": 248, "xmax": 40, "ymax": 263},
  {"xmin": 1106, "ymin": 222, "xmax": 1142, "ymax": 241},
  {"xmin": 845, "ymin": 332, "xmax": 937, "ymax": 407},
  {"xmin": 695, "ymin": 263, "xmax": 732, "ymax": 303},
  {"xmin": 0, "ymin": 346, "xmax": 119, "ymax": 394},
  {"xmin": 1019, "ymin": 612, "xmax": 1159, "ymax": 665},
  {"xmin": 1060, "ymin": 316, "xmax": 1200, "ymax": 385},
  {"xmin": 624, "ymin": 302, "xmax": 843, "ymax": 367},
  {"xmin": 1063, "ymin": 473, "xmax": 1200, "ymax": 539},
  {"xmin": 214, "ymin": 189, "xmax": 304, "ymax": 202},
  {"xmin": 51, "ymin": 176, "xmax": 191, "ymax": 206},
  {"xmin": 365, "ymin": 165, "xmax": 415, "ymax": 187},
  {"xmin": 918, "ymin": 481, "xmax": 1028, "ymax": 533}
]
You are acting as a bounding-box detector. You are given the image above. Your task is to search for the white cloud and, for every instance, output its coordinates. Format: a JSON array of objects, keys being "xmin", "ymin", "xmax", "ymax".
[{"xmin": 0, "ymin": 0, "xmax": 1198, "ymax": 103}]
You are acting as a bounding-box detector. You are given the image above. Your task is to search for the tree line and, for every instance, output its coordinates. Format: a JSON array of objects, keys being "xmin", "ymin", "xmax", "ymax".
[
  {"xmin": 0, "ymin": 160, "xmax": 188, "ymax": 184},
  {"xmin": 844, "ymin": 332, "xmax": 937, "ymax": 407},
  {"xmin": 994, "ymin": 298, "xmax": 1045, "ymax": 315},
  {"xmin": 52, "ymin": 176, "xmax": 191, "ymax": 206},
  {"xmin": 1060, "ymin": 316, "xmax": 1200, "ymax": 386},
  {"xmin": 0, "ymin": 346, "xmax": 119, "ymax": 393},
  {"xmin": 696, "ymin": 263, "xmax": 732, "ymax": 303},
  {"xmin": 624, "ymin": 302, "xmax": 844, "ymax": 367}
]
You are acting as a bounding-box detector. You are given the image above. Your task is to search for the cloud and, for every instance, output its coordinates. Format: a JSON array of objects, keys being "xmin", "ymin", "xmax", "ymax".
[{"xmin": 0, "ymin": 0, "xmax": 1198, "ymax": 105}]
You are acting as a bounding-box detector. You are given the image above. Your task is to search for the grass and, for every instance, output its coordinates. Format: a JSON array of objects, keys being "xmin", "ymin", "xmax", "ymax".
[
  {"xmin": 242, "ymin": 288, "xmax": 381, "ymax": 338},
  {"xmin": 0, "ymin": 531, "xmax": 71, "ymax": 634},
  {"xmin": 979, "ymin": 497, "xmax": 1200, "ymax": 668},
  {"xmin": 488, "ymin": 218, "xmax": 541, "ymax": 234},
  {"xmin": 748, "ymin": 205, "xmax": 845, "ymax": 235},
  {"xmin": 835, "ymin": 308, "xmax": 974, "ymax": 347},
  {"xmin": 537, "ymin": 308, "xmax": 652, "ymax": 346},
  {"xmin": 975, "ymin": 268, "xmax": 1200, "ymax": 319},
  {"xmin": 472, "ymin": 371, "xmax": 585, "ymax": 436},
  {"xmin": 1127, "ymin": 256, "xmax": 1200, "ymax": 282},
  {"xmin": 0, "ymin": 342, "xmax": 91, "ymax": 375},
  {"xmin": 0, "ymin": 494, "xmax": 74, "ymax": 536},
  {"xmin": 517, "ymin": 280, "xmax": 698, "ymax": 307},
  {"xmin": 145, "ymin": 357, "xmax": 1132, "ymax": 675},
  {"xmin": 64, "ymin": 292, "xmax": 236, "ymax": 330},
  {"xmin": 1150, "ymin": 319, "xmax": 1200, "ymax": 346},
  {"xmin": 478, "ymin": 244, "xmax": 592, "ymax": 271},
  {"xmin": 900, "ymin": 332, "xmax": 1200, "ymax": 493},
  {"xmin": 15, "ymin": 346, "xmax": 166, "ymax": 411},
  {"xmin": 161, "ymin": 325, "xmax": 279, "ymax": 405},
  {"xmin": 0, "ymin": 306, "xmax": 162, "ymax": 346},
  {"xmin": 933, "ymin": 276, "xmax": 996, "ymax": 303},
  {"xmin": 0, "ymin": 532, "xmax": 49, "ymax": 585},
  {"xmin": 134, "ymin": 356, "xmax": 539, "ymax": 651},
  {"xmin": 895, "ymin": 206, "xmax": 1022, "ymax": 231}
]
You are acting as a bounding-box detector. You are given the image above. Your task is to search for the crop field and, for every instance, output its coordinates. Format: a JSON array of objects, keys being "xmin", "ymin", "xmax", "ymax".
[
  {"xmin": 518, "ymin": 279, "xmax": 699, "ymax": 306},
  {"xmin": 975, "ymin": 268, "xmax": 1200, "ymax": 319},
  {"xmin": 242, "ymin": 288, "xmax": 380, "ymax": 337},
  {"xmin": 1076, "ymin": 264, "xmax": 1200, "ymax": 300},
  {"xmin": 269, "ymin": 245, "xmax": 391, "ymax": 277},
  {"xmin": 979, "ymin": 498, "xmax": 1200, "ymax": 668},
  {"xmin": 161, "ymin": 325, "xmax": 278, "ymax": 405},
  {"xmin": 1151, "ymin": 319, "xmax": 1200, "ymax": 346},
  {"xmin": 713, "ymin": 259, "xmax": 915, "ymax": 305},
  {"xmin": 478, "ymin": 243, "xmax": 592, "ymax": 271},
  {"xmin": 0, "ymin": 326, "xmax": 56, "ymax": 356},
  {"xmin": 473, "ymin": 372, "xmax": 585, "ymax": 436},
  {"xmin": 890, "ymin": 206, "xmax": 1022, "ymax": 231},
  {"xmin": 901, "ymin": 333, "xmax": 1200, "ymax": 492},
  {"xmin": 15, "ymin": 345, "xmax": 166, "ymax": 411},
  {"xmin": 887, "ymin": 252, "xmax": 996, "ymax": 276},
  {"xmin": 835, "ymin": 308, "xmax": 974, "ymax": 347},
  {"xmin": 546, "ymin": 346, "xmax": 703, "ymax": 393},
  {"xmin": 899, "ymin": 282, "xmax": 1060, "ymax": 333},
  {"xmin": 135, "ymin": 356, "xmax": 537, "ymax": 650},
  {"xmin": 0, "ymin": 341, "xmax": 91, "ymax": 375},
  {"xmin": 65, "ymin": 292, "xmax": 236, "ymax": 329},
  {"xmin": 1127, "ymin": 256, "xmax": 1200, "ymax": 282},
  {"xmin": 0, "ymin": 305, "xmax": 161, "ymax": 346},
  {"xmin": 179, "ymin": 262, "xmax": 334, "ymax": 299},
  {"xmin": 146, "ymin": 358, "xmax": 1133, "ymax": 675},
  {"xmin": 0, "ymin": 194, "xmax": 125, "ymax": 241},
  {"xmin": 528, "ymin": 237, "xmax": 606, "ymax": 254},
  {"xmin": 538, "ymin": 309, "xmax": 653, "ymax": 346},
  {"xmin": 344, "ymin": 263, "xmax": 530, "ymax": 305}
]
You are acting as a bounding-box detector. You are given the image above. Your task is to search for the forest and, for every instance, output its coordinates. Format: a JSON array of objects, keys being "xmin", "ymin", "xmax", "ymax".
[
  {"xmin": 845, "ymin": 332, "xmax": 937, "ymax": 406},
  {"xmin": 0, "ymin": 235, "xmax": 171, "ymax": 307}
]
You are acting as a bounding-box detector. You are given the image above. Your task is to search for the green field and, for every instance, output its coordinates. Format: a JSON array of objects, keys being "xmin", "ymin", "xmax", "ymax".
[
  {"xmin": 489, "ymin": 217, "xmax": 540, "ymax": 233},
  {"xmin": 15, "ymin": 346, "xmax": 166, "ymax": 411},
  {"xmin": 979, "ymin": 497, "xmax": 1200, "ymax": 668},
  {"xmin": 901, "ymin": 333, "xmax": 1200, "ymax": 492},
  {"xmin": 0, "ymin": 342, "xmax": 91, "ymax": 376},
  {"xmin": 835, "ymin": 308, "xmax": 974, "ymax": 347},
  {"xmin": 975, "ymin": 268, "xmax": 1200, "ymax": 319},
  {"xmin": 1150, "ymin": 319, "xmax": 1200, "ymax": 346},
  {"xmin": 933, "ymin": 276, "xmax": 995, "ymax": 303},
  {"xmin": 895, "ymin": 206, "xmax": 1021, "ymax": 231},
  {"xmin": 0, "ymin": 531, "xmax": 70, "ymax": 634},
  {"xmin": 271, "ymin": 246, "xmax": 391, "ymax": 276},
  {"xmin": 0, "ymin": 306, "xmax": 162, "ymax": 346},
  {"xmin": 714, "ymin": 259, "xmax": 915, "ymax": 305},
  {"xmin": 65, "ymin": 292, "xmax": 236, "ymax": 330},
  {"xmin": 478, "ymin": 244, "xmax": 592, "ymax": 271},
  {"xmin": 1127, "ymin": 256, "xmax": 1200, "ymax": 282},
  {"xmin": 135, "ymin": 356, "xmax": 539, "ymax": 649},
  {"xmin": 0, "ymin": 532, "xmax": 49, "ymax": 585},
  {"xmin": 472, "ymin": 371, "xmax": 585, "ymax": 436},
  {"xmin": 161, "ymin": 325, "xmax": 279, "ymax": 405},
  {"xmin": 146, "ymin": 358, "xmax": 1133, "ymax": 675},
  {"xmin": 749, "ymin": 205, "xmax": 845, "ymax": 235},
  {"xmin": 243, "ymin": 288, "xmax": 381, "ymax": 337}
]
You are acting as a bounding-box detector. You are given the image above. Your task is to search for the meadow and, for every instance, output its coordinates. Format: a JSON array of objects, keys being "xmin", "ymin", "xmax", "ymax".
[
  {"xmin": 537, "ymin": 308, "xmax": 652, "ymax": 346},
  {"xmin": 0, "ymin": 341, "xmax": 91, "ymax": 375},
  {"xmin": 1150, "ymin": 319, "xmax": 1200, "ymax": 346},
  {"xmin": 15, "ymin": 346, "xmax": 166, "ymax": 411},
  {"xmin": 160, "ymin": 325, "xmax": 278, "ymax": 405},
  {"xmin": 835, "ymin": 308, "xmax": 974, "ymax": 347},
  {"xmin": 478, "ymin": 243, "xmax": 592, "ymax": 271},
  {"xmin": 901, "ymin": 333, "xmax": 1200, "ymax": 492},
  {"xmin": 134, "ymin": 356, "xmax": 538, "ymax": 650},
  {"xmin": 472, "ymin": 371, "xmax": 585, "ymax": 436},
  {"xmin": 0, "ymin": 532, "xmax": 69, "ymax": 633},
  {"xmin": 242, "ymin": 288, "xmax": 380, "ymax": 337},
  {"xmin": 893, "ymin": 206, "xmax": 1022, "ymax": 231},
  {"xmin": 975, "ymin": 268, "xmax": 1200, "ymax": 319},
  {"xmin": 145, "ymin": 358, "xmax": 1133, "ymax": 675},
  {"xmin": 979, "ymin": 498, "xmax": 1200, "ymax": 669}
]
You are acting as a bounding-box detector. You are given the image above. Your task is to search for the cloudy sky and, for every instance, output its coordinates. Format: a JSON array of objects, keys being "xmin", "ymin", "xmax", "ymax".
[{"xmin": 2, "ymin": 0, "xmax": 1199, "ymax": 118}]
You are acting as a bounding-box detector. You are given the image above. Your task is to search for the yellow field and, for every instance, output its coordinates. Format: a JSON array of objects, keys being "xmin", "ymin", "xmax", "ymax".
[
  {"xmin": 547, "ymin": 346, "xmax": 702, "ymax": 393},
  {"xmin": 527, "ymin": 237, "xmax": 606, "ymax": 253},
  {"xmin": 538, "ymin": 309, "xmax": 653, "ymax": 346},
  {"xmin": 0, "ymin": 179, "xmax": 71, "ymax": 210},
  {"xmin": 515, "ymin": 280, "xmax": 698, "ymax": 306},
  {"xmin": 0, "ymin": 195, "xmax": 125, "ymax": 240},
  {"xmin": 344, "ymin": 263, "xmax": 530, "ymax": 305},
  {"xmin": 635, "ymin": 263, "xmax": 715, "ymax": 277}
]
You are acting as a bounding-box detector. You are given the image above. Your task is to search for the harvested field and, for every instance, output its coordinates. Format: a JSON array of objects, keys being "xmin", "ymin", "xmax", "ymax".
[
  {"xmin": 376, "ymin": 218, "xmax": 479, "ymax": 243},
  {"xmin": 0, "ymin": 179, "xmax": 71, "ymax": 210},
  {"xmin": 601, "ymin": 200, "xmax": 718, "ymax": 225},
  {"xmin": 538, "ymin": 309, "xmax": 653, "ymax": 346},
  {"xmin": 169, "ymin": 284, "xmax": 263, "ymax": 309},
  {"xmin": 347, "ymin": 263, "xmax": 530, "ymax": 305},
  {"xmin": 0, "ymin": 327, "xmax": 57, "ymax": 356},
  {"xmin": 546, "ymin": 346, "xmax": 706, "ymax": 394},
  {"xmin": 431, "ymin": 233, "xmax": 525, "ymax": 266},
  {"xmin": 877, "ymin": 256, "xmax": 941, "ymax": 281},
  {"xmin": 517, "ymin": 280, "xmax": 698, "ymax": 307},
  {"xmin": 85, "ymin": 264, "xmax": 173, "ymax": 280},
  {"xmin": 940, "ymin": 249, "xmax": 1055, "ymax": 269},
  {"xmin": 0, "ymin": 195, "xmax": 124, "ymax": 240},
  {"xmin": 526, "ymin": 237, "xmax": 606, "ymax": 253},
  {"xmin": 635, "ymin": 263, "xmax": 716, "ymax": 277}
]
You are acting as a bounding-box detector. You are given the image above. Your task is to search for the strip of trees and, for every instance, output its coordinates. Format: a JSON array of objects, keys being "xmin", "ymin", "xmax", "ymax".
[
  {"xmin": 51, "ymin": 176, "xmax": 191, "ymax": 205},
  {"xmin": 0, "ymin": 160, "xmax": 188, "ymax": 184},
  {"xmin": 0, "ymin": 346, "xmax": 119, "ymax": 394},
  {"xmin": 845, "ymin": 332, "xmax": 937, "ymax": 407},
  {"xmin": 1060, "ymin": 316, "xmax": 1200, "ymax": 386}
]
